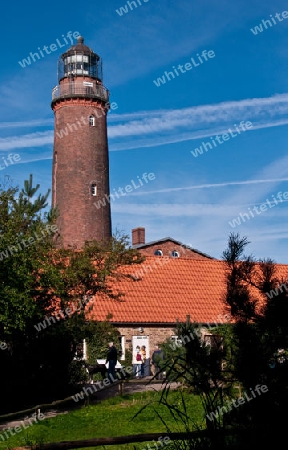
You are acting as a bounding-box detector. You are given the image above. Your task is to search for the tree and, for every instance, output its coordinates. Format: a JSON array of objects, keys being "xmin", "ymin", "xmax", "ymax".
[
  {"xmin": 145, "ymin": 233, "xmax": 288, "ymax": 449},
  {"xmin": 85, "ymin": 319, "xmax": 121, "ymax": 363},
  {"xmin": 0, "ymin": 175, "xmax": 144, "ymax": 412},
  {"xmin": 220, "ymin": 233, "xmax": 288, "ymax": 447},
  {"xmin": 157, "ymin": 317, "xmax": 232, "ymax": 449}
]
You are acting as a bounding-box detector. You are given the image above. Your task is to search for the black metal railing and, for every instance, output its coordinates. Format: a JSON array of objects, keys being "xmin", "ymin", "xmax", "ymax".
[{"xmin": 52, "ymin": 82, "xmax": 109, "ymax": 103}]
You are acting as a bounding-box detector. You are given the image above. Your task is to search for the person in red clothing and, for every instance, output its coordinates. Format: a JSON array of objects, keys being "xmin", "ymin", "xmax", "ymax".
[{"xmin": 133, "ymin": 346, "xmax": 142, "ymax": 378}]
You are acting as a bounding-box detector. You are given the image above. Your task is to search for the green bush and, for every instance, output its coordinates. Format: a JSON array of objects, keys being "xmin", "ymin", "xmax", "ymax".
[
  {"xmin": 85, "ymin": 320, "xmax": 121, "ymax": 363},
  {"xmin": 67, "ymin": 359, "xmax": 89, "ymax": 384}
]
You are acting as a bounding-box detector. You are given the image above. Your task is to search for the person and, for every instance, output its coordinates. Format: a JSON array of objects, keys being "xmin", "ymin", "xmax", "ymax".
[
  {"xmin": 106, "ymin": 342, "xmax": 118, "ymax": 382},
  {"xmin": 151, "ymin": 345, "xmax": 164, "ymax": 380},
  {"xmin": 133, "ymin": 346, "xmax": 142, "ymax": 378},
  {"xmin": 140, "ymin": 345, "xmax": 147, "ymax": 377}
]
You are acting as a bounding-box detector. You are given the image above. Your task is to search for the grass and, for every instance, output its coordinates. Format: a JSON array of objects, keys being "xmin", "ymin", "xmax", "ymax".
[{"xmin": 0, "ymin": 388, "xmax": 206, "ymax": 450}]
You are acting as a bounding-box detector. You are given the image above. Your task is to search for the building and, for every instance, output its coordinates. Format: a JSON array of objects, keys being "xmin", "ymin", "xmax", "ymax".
[
  {"xmin": 86, "ymin": 229, "xmax": 288, "ymax": 373},
  {"xmin": 51, "ymin": 36, "xmax": 112, "ymax": 249},
  {"xmin": 86, "ymin": 226, "xmax": 228, "ymax": 373},
  {"xmin": 51, "ymin": 40, "xmax": 288, "ymax": 374},
  {"xmin": 131, "ymin": 226, "xmax": 214, "ymax": 259}
]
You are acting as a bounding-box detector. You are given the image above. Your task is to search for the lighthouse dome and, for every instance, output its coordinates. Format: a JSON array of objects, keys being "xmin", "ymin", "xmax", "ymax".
[
  {"xmin": 64, "ymin": 36, "xmax": 100, "ymax": 58},
  {"xmin": 58, "ymin": 36, "xmax": 102, "ymax": 80}
]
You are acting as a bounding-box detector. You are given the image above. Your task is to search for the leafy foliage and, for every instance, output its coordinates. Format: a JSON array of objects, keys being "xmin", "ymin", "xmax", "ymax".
[
  {"xmin": 0, "ymin": 175, "xmax": 143, "ymax": 412},
  {"xmin": 221, "ymin": 233, "xmax": 288, "ymax": 443},
  {"xmin": 85, "ymin": 320, "xmax": 121, "ymax": 363},
  {"xmin": 150, "ymin": 233, "xmax": 288, "ymax": 448},
  {"xmin": 160, "ymin": 318, "xmax": 231, "ymax": 433}
]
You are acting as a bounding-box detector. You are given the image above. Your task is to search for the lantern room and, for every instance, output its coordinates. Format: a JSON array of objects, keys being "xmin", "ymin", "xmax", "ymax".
[{"xmin": 57, "ymin": 36, "xmax": 103, "ymax": 81}]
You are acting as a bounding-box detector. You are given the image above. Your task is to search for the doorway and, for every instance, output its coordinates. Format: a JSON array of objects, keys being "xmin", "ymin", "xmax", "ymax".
[{"xmin": 132, "ymin": 335, "xmax": 150, "ymax": 376}]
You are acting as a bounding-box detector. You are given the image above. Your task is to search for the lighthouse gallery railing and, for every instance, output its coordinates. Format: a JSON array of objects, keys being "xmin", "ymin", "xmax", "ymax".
[{"xmin": 52, "ymin": 82, "xmax": 109, "ymax": 102}]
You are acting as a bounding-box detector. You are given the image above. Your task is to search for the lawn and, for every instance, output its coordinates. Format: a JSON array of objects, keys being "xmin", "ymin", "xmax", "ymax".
[{"xmin": 0, "ymin": 388, "xmax": 206, "ymax": 450}]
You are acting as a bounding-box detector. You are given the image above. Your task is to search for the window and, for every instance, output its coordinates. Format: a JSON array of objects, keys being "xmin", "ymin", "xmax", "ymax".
[
  {"xmin": 91, "ymin": 183, "xmax": 97, "ymax": 196},
  {"xmin": 89, "ymin": 115, "xmax": 95, "ymax": 126},
  {"xmin": 171, "ymin": 250, "xmax": 180, "ymax": 258},
  {"xmin": 154, "ymin": 249, "xmax": 163, "ymax": 256},
  {"xmin": 84, "ymin": 63, "xmax": 90, "ymax": 73},
  {"xmin": 119, "ymin": 336, "xmax": 125, "ymax": 360}
]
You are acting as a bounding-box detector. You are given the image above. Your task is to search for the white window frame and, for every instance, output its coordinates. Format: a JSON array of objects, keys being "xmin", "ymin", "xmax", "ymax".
[
  {"xmin": 91, "ymin": 184, "xmax": 97, "ymax": 196},
  {"xmin": 120, "ymin": 336, "xmax": 125, "ymax": 360},
  {"xmin": 89, "ymin": 115, "xmax": 95, "ymax": 126}
]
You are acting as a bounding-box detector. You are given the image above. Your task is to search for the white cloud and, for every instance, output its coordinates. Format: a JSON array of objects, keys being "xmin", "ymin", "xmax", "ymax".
[
  {"xmin": 108, "ymin": 93, "xmax": 288, "ymax": 139},
  {"xmin": 0, "ymin": 131, "xmax": 53, "ymax": 151},
  {"xmin": 0, "ymin": 119, "xmax": 53, "ymax": 129},
  {"xmin": 3, "ymin": 93, "xmax": 288, "ymax": 152},
  {"xmin": 107, "ymin": 93, "xmax": 288, "ymax": 150},
  {"xmin": 129, "ymin": 178, "xmax": 288, "ymax": 196}
]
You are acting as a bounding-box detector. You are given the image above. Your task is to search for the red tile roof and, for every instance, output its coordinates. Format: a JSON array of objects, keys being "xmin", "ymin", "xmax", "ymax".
[
  {"xmin": 86, "ymin": 256, "xmax": 288, "ymax": 325},
  {"xmin": 86, "ymin": 257, "xmax": 223, "ymax": 324}
]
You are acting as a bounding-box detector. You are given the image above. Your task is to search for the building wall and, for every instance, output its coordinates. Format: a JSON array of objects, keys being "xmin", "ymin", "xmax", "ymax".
[
  {"xmin": 116, "ymin": 323, "xmax": 215, "ymax": 374},
  {"xmin": 117, "ymin": 325, "xmax": 175, "ymax": 358},
  {"xmin": 52, "ymin": 98, "xmax": 111, "ymax": 248},
  {"xmin": 138, "ymin": 241, "xmax": 212, "ymax": 259}
]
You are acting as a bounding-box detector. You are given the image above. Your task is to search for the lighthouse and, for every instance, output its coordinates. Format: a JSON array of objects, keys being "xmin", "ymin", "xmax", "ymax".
[{"xmin": 51, "ymin": 36, "xmax": 112, "ymax": 248}]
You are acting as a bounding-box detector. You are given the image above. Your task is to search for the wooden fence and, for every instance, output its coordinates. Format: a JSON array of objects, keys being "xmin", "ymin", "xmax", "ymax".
[{"xmin": 10, "ymin": 429, "xmax": 250, "ymax": 450}]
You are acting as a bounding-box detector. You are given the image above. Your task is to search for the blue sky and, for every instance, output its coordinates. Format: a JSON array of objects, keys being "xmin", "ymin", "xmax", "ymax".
[{"xmin": 1, "ymin": 0, "xmax": 288, "ymax": 262}]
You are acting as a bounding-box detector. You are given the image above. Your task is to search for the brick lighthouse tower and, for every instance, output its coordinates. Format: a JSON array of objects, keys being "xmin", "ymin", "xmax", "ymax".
[{"xmin": 51, "ymin": 36, "xmax": 112, "ymax": 248}]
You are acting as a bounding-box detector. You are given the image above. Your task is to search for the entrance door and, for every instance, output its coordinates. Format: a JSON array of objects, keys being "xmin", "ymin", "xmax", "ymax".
[{"xmin": 132, "ymin": 335, "xmax": 150, "ymax": 376}]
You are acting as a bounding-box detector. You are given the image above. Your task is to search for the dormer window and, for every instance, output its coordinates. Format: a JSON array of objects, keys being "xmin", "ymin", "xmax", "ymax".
[
  {"xmin": 91, "ymin": 184, "xmax": 97, "ymax": 196},
  {"xmin": 171, "ymin": 250, "xmax": 180, "ymax": 258},
  {"xmin": 89, "ymin": 115, "xmax": 95, "ymax": 126},
  {"xmin": 154, "ymin": 249, "xmax": 163, "ymax": 256}
]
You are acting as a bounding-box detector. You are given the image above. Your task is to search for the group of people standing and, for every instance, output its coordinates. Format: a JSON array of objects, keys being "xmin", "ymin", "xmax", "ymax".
[
  {"xmin": 105, "ymin": 341, "xmax": 164, "ymax": 382},
  {"xmin": 105, "ymin": 342, "xmax": 149, "ymax": 380},
  {"xmin": 133, "ymin": 344, "xmax": 164, "ymax": 379}
]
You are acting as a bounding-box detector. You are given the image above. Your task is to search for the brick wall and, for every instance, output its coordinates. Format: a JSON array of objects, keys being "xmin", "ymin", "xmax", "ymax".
[
  {"xmin": 138, "ymin": 240, "xmax": 212, "ymax": 259},
  {"xmin": 117, "ymin": 325, "xmax": 175, "ymax": 359},
  {"xmin": 52, "ymin": 94, "xmax": 111, "ymax": 248},
  {"xmin": 116, "ymin": 324, "xmax": 216, "ymax": 375}
]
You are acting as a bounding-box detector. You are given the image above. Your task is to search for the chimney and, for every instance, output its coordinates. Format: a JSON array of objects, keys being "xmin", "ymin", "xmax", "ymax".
[{"xmin": 132, "ymin": 227, "xmax": 145, "ymax": 246}]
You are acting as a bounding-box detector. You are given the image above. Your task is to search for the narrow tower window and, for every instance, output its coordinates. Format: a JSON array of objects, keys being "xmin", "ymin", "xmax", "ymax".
[
  {"xmin": 89, "ymin": 115, "xmax": 95, "ymax": 126},
  {"xmin": 91, "ymin": 184, "xmax": 97, "ymax": 196}
]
